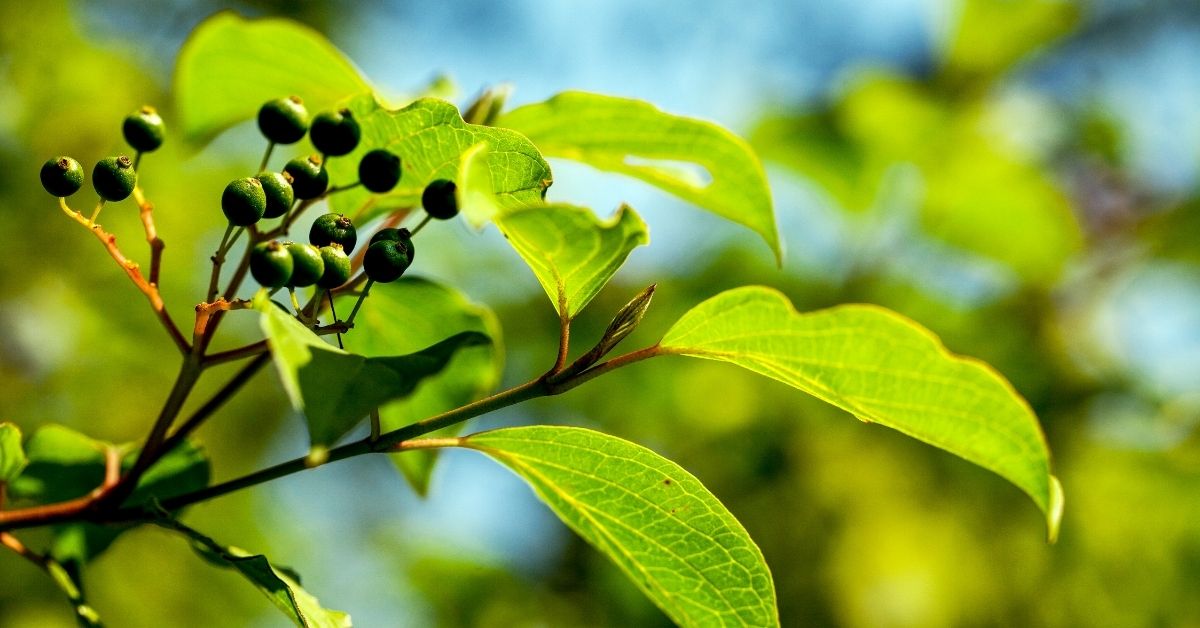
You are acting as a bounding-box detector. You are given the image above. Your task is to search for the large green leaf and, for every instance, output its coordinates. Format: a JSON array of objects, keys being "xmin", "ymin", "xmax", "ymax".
[
  {"xmin": 325, "ymin": 94, "xmax": 552, "ymax": 222},
  {"xmin": 338, "ymin": 277, "xmax": 502, "ymax": 495},
  {"xmin": 257, "ymin": 296, "xmax": 490, "ymax": 449},
  {"xmin": 6, "ymin": 424, "xmax": 211, "ymax": 564},
  {"xmin": 659, "ymin": 287, "xmax": 1063, "ymax": 539},
  {"xmin": 497, "ymin": 203, "xmax": 649, "ymax": 319},
  {"xmin": 168, "ymin": 519, "xmax": 350, "ymax": 628},
  {"xmin": 174, "ymin": 11, "xmax": 371, "ymax": 144},
  {"xmin": 497, "ymin": 91, "xmax": 780, "ymax": 262},
  {"xmin": 0, "ymin": 422, "xmax": 27, "ymax": 484},
  {"xmin": 460, "ymin": 426, "xmax": 779, "ymax": 628}
]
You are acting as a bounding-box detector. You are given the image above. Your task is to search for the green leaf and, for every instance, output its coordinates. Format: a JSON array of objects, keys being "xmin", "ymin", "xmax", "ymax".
[
  {"xmin": 325, "ymin": 94, "xmax": 552, "ymax": 222},
  {"xmin": 257, "ymin": 295, "xmax": 490, "ymax": 448},
  {"xmin": 456, "ymin": 142, "xmax": 504, "ymax": 229},
  {"xmin": 338, "ymin": 277, "xmax": 502, "ymax": 495},
  {"xmin": 460, "ymin": 426, "xmax": 779, "ymax": 628},
  {"xmin": 659, "ymin": 287, "xmax": 1063, "ymax": 539},
  {"xmin": 168, "ymin": 520, "xmax": 350, "ymax": 627},
  {"xmin": 945, "ymin": 0, "xmax": 1079, "ymax": 78},
  {"xmin": 174, "ymin": 11, "xmax": 371, "ymax": 144},
  {"xmin": 497, "ymin": 91, "xmax": 780, "ymax": 262},
  {"xmin": 0, "ymin": 422, "xmax": 27, "ymax": 484},
  {"xmin": 497, "ymin": 203, "xmax": 649, "ymax": 319}
]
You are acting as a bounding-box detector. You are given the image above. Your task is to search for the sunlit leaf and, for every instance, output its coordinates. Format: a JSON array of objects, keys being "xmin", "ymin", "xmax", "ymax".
[
  {"xmin": 460, "ymin": 426, "xmax": 779, "ymax": 628},
  {"xmin": 660, "ymin": 286, "xmax": 1063, "ymax": 539},
  {"xmin": 497, "ymin": 91, "xmax": 780, "ymax": 262},
  {"xmin": 497, "ymin": 203, "xmax": 649, "ymax": 319},
  {"xmin": 325, "ymin": 94, "xmax": 551, "ymax": 222},
  {"xmin": 0, "ymin": 422, "xmax": 27, "ymax": 484},
  {"xmin": 339, "ymin": 278, "xmax": 502, "ymax": 495},
  {"xmin": 456, "ymin": 142, "xmax": 504, "ymax": 229},
  {"xmin": 170, "ymin": 520, "xmax": 351, "ymax": 628},
  {"xmin": 174, "ymin": 11, "xmax": 371, "ymax": 144},
  {"xmin": 257, "ymin": 295, "xmax": 490, "ymax": 449}
]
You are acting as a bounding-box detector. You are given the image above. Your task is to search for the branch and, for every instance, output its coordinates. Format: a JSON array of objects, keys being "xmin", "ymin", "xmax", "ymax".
[
  {"xmin": 60, "ymin": 198, "xmax": 188, "ymax": 354},
  {"xmin": 132, "ymin": 188, "xmax": 164, "ymax": 287}
]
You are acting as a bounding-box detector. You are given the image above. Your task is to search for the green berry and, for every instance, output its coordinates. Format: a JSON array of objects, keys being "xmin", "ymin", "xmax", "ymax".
[
  {"xmin": 40, "ymin": 156, "xmax": 84, "ymax": 197},
  {"xmin": 317, "ymin": 244, "xmax": 352, "ymax": 289},
  {"xmin": 221, "ymin": 177, "xmax": 267, "ymax": 226},
  {"xmin": 122, "ymin": 105, "xmax": 165, "ymax": 153},
  {"xmin": 250, "ymin": 241, "xmax": 294, "ymax": 289},
  {"xmin": 368, "ymin": 227, "xmax": 414, "ymax": 263},
  {"xmin": 283, "ymin": 155, "xmax": 329, "ymax": 200},
  {"xmin": 310, "ymin": 109, "xmax": 361, "ymax": 156},
  {"xmin": 358, "ymin": 149, "xmax": 402, "ymax": 193},
  {"xmin": 257, "ymin": 96, "xmax": 310, "ymax": 145},
  {"xmin": 92, "ymin": 156, "xmax": 137, "ymax": 202},
  {"xmin": 258, "ymin": 172, "xmax": 294, "ymax": 219},
  {"xmin": 309, "ymin": 213, "xmax": 357, "ymax": 252},
  {"xmin": 363, "ymin": 239, "xmax": 411, "ymax": 283},
  {"xmin": 285, "ymin": 242, "xmax": 325, "ymax": 287},
  {"xmin": 422, "ymin": 179, "xmax": 458, "ymax": 219}
]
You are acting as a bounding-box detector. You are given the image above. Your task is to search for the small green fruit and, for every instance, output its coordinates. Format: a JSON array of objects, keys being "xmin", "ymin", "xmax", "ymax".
[
  {"xmin": 309, "ymin": 213, "xmax": 357, "ymax": 252},
  {"xmin": 92, "ymin": 156, "xmax": 137, "ymax": 202},
  {"xmin": 285, "ymin": 242, "xmax": 325, "ymax": 287},
  {"xmin": 358, "ymin": 149, "xmax": 402, "ymax": 193},
  {"xmin": 368, "ymin": 227, "xmax": 414, "ymax": 263},
  {"xmin": 422, "ymin": 178, "xmax": 458, "ymax": 219},
  {"xmin": 250, "ymin": 241, "xmax": 294, "ymax": 288},
  {"xmin": 283, "ymin": 155, "xmax": 329, "ymax": 200},
  {"xmin": 40, "ymin": 156, "xmax": 84, "ymax": 197},
  {"xmin": 317, "ymin": 244, "xmax": 352, "ymax": 289},
  {"xmin": 257, "ymin": 96, "xmax": 310, "ymax": 145},
  {"xmin": 221, "ymin": 177, "xmax": 267, "ymax": 226},
  {"xmin": 258, "ymin": 172, "xmax": 295, "ymax": 219},
  {"xmin": 310, "ymin": 109, "xmax": 361, "ymax": 156},
  {"xmin": 363, "ymin": 239, "xmax": 411, "ymax": 283},
  {"xmin": 122, "ymin": 105, "xmax": 165, "ymax": 153}
]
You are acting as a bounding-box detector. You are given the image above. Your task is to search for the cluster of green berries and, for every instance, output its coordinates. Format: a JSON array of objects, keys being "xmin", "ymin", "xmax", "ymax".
[{"xmin": 39, "ymin": 106, "xmax": 164, "ymax": 201}]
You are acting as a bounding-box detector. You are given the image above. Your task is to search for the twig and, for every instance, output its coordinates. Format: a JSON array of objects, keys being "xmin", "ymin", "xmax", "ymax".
[{"xmin": 133, "ymin": 188, "xmax": 165, "ymax": 286}]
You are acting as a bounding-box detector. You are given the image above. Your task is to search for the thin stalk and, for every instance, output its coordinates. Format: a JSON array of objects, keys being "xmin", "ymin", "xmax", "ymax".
[
  {"xmin": 409, "ymin": 214, "xmax": 433, "ymax": 236},
  {"xmin": 88, "ymin": 199, "xmax": 105, "ymax": 225},
  {"xmin": 345, "ymin": 278, "xmax": 374, "ymax": 326},
  {"xmin": 259, "ymin": 142, "xmax": 275, "ymax": 172}
]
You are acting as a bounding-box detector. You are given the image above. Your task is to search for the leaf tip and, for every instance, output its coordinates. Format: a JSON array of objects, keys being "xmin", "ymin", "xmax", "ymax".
[{"xmin": 1045, "ymin": 475, "xmax": 1064, "ymax": 544}]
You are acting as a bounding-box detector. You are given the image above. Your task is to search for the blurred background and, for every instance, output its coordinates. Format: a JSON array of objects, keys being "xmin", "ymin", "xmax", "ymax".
[{"xmin": 1, "ymin": 0, "xmax": 1199, "ymax": 626}]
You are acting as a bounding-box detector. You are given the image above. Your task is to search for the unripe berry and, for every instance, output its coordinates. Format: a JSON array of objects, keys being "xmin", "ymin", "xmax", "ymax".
[
  {"xmin": 257, "ymin": 96, "xmax": 310, "ymax": 145},
  {"xmin": 363, "ymin": 239, "xmax": 411, "ymax": 283},
  {"xmin": 258, "ymin": 172, "xmax": 295, "ymax": 219},
  {"xmin": 40, "ymin": 156, "xmax": 84, "ymax": 197},
  {"xmin": 284, "ymin": 242, "xmax": 325, "ymax": 287},
  {"xmin": 92, "ymin": 156, "xmax": 137, "ymax": 202},
  {"xmin": 221, "ymin": 177, "xmax": 267, "ymax": 226},
  {"xmin": 422, "ymin": 178, "xmax": 458, "ymax": 219},
  {"xmin": 122, "ymin": 105, "xmax": 165, "ymax": 153},
  {"xmin": 316, "ymin": 244, "xmax": 352, "ymax": 289},
  {"xmin": 309, "ymin": 213, "xmax": 357, "ymax": 252},
  {"xmin": 358, "ymin": 149, "xmax": 402, "ymax": 193},
  {"xmin": 368, "ymin": 227, "xmax": 414, "ymax": 263},
  {"xmin": 250, "ymin": 241, "xmax": 294, "ymax": 289},
  {"xmin": 310, "ymin": 108, "xmax": 361, "ymax": 156},
  {"xmin": 283, "ymin": 155, "xmax": 329, "ymax": 200}
]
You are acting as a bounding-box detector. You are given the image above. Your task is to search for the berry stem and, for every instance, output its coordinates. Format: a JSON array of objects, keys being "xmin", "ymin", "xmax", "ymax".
[
  {"xmin": 328, "ymin": 181, "xmax": 362, "ymax": 194},
  {"xmin": 259, "ymin": 142, "xmax": 275, "ymax": 173},
  {"xmin": 288, "ymin": 288, "xmax": 301, "ymax": 315},
  {"xmin": 327, "ymin": 289, "xmax": 344, "ymax": 349},
  {"xmin": 410, "ymin": 214, "xmax": 433, "ymax": 236},
  {"xmin": 133, "ymin": 187, "xmax": 165, "ymax": 287},
  {"xmin": 89, "ymin": 199, "xmax": 106, "ymax": 225},
  {"xmin": 207, "ymin": 223, "xmax": 237, "ymax": 302},
  {"xmin": 345, "ymin": 279, "xmax": 374, "ymax": 326},
  {"xmin": 133, "ymin": 151, "xmax": 143, "ymax": 171}
]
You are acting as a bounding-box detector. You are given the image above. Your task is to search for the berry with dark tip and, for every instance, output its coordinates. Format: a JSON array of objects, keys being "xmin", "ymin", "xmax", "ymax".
[
  {"xmin": 309, "ymin": 213, "xmax": 357, "ymax": 252},
  {"xmin": 92, "ymin": 156, "xmax": 137, "ymax": 202},
  {"xmin": 358, "ymin": 149, "xmax": 402, "ymax": 193},
  {"xmin": 221, "ymin": 177, "xmax": 267, "ymax": 226},
  {"xmin": 40, "ymin": 156, "xmax": 84, "ymax": 197},
  {"xmin": 257, "ymin": 96, "xmax": 310, "ymax": 145},
  {"xmin": 363, "ymin": 239, "xmax": 411, "ymax": 283},
  {"xmin": 122, "ymin": 105, "xmax": 165, "ymax": 153},
  {"xmin": 258, "ymin": 172, "xmax": 294, "ymax": 219},
  {"xmin": 368, "ymin": 227, "xmax": 414, "ymax": 263},
  {"xmin": 285, "ymin": 242, "xmax": 325, "ymax": 287},
  {"xmin": 283, "ymin": 155, "xmax": 329, "ymax": 200},
  {"xmin": 316, "ymin": 244, "xmax": 352, "ymax": 289},
  {"xmin": 250, "ymin": 241, "xmax": 294, "ymax": 289},
  {"xmin": 422, "ymin": 179, "xmax": 458, "ymax": 219},
  {"xmin": 309, "ymin": 108, "xmax": 361, "ymax": 156}
]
